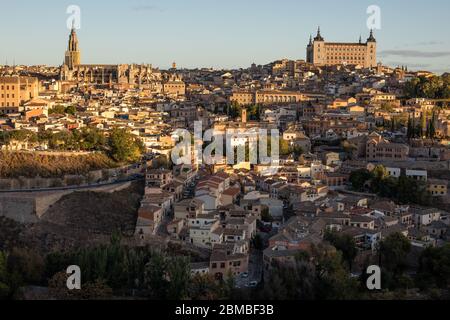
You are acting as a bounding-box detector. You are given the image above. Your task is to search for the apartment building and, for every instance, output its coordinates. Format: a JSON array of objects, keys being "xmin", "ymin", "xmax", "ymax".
[{"xmin": 0, "ymin": 76, "xmax": 39, "ymax": 109}]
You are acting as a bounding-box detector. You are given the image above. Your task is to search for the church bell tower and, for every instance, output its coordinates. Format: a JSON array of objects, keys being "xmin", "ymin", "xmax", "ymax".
[{"xmin": 64, "ymin": 24, "xmax": 81, "ymax": 70}]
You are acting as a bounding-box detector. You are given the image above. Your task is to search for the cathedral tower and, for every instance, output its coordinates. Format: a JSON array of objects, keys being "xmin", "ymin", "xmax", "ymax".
[{"xmin": 64, "ymin": 25, "xmax": 81, "ymax": 70}]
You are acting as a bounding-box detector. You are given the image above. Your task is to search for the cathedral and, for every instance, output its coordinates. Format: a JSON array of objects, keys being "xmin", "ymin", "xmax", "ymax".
[
  {"xmin": 60, "ymin": 26, "xmax": 161, "ymax": 88},
  {"xmin": 306, "ymin": 27, "xmax": 377, "ymax": 68}
]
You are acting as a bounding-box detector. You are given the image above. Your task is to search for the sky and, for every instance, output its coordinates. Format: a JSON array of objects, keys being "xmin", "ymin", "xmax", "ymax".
[{"xmin": 1, "ymin": 0, "xmax": 449, "ymax": 73}]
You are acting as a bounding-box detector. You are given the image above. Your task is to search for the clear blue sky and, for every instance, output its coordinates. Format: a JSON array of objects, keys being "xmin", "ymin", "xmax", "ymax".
[{"xmin": 1, "ymin": 0, "xmax": 449, "ymax": 73}]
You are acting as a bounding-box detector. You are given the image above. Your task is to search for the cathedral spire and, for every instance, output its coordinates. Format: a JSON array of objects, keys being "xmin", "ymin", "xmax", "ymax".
[{"xmin": 65, "ymin": 24, "xmax": 81, "ymax": 69}]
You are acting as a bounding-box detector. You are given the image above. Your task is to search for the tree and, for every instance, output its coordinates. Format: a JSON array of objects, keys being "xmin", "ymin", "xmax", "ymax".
[
  {"xmin": 48, "ymin": 272, "xmax": 113, "ymax": 300},
  {"xmin": 416, "ymin": 244, "xmax": 450, "ymax": 290},
  {"xmin": 407, "ymin": 115, "xmax": 412, "ymax": 140},
  {"xmin": 396, "ymin": 175, "xmax": 431, "ymax": 205},
  {"xmin": 108, "ymin": 128, "xmax": 144, "ymax": 163},
  {"xmin": 312, "ymin": 246, "xmax": 360, "ymax": 300},
  {"xmin": 391, "ymin": 116, "xmax": 396, "ymax": 132},
  {"xmin": 144, "ymin": 251, "xmax": 168, "ymax": 298},
  {"xmin": 65, "ymin": 105, "xmax": 77, "ymax": 115},
  {"xmin": 165, "ymin": 256, "xmax": 191, "ymax": 300},
  {"xmin": 380, "ymin": 103, "xmax": 394, "ymax": 112},
  {"xmin": 420, "ymin": 112, "xmax": 427, "ymax": 138},
  {"xmin": 324, "ymin": 231, "xmax": 358, "ymax": 270},
  {"xmin": 379, "ymin": 233, "xmax": 411, "ymax": 289},
  {"xmin": 260, "ymin": 207, "xmax": 273, "ymax": 223},
  {"xmin": 291, "ymin": 145, "xmax": 304, "ymax": 159},
  {"xmin": 0, "ymin": 251, "xmax": 10, "ymax": 299},
  {"xmin": 261, "ymin": 245, "xmax": 359, "ymax": 300},
  {"xmin": 189, "ymin": 274, "xmax": 226, "ymax": 300},
  {"xmin": 404, "ymin": 75, "xmax": 450, "ymax": 99},
  {"xmin": 49, "ymin": 105, "xmax": 66, "ymax": 115},
  {"xmin": 349, "ymin": 169, "xmax": 372, "ymax": 191},
  {"xmin": 426, "ymin": 111, "xmax": 436, "ymax": 139},
  {"xmin": 279, "ymin": 139, "xmax": 290, "ymax": 156},
  {"xmin": 48, "ymin": 271, "xmax": 78, "ymax": 300},
  {"xmin": 7, "ymin": 247, "xmax": 45, "ymax": 285}
]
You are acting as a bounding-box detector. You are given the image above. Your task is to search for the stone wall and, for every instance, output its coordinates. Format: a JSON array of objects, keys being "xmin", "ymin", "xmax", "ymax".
[
  {"xmin": 0, "ymin": 181, "xmax": 132, "ymax": 223},
  {"xmin": 0, "ymin": 195, "xmax": 38, "ymax": 223},
  {"xmin": 0, "ymin": 167, "xmax": 132, "ymax": 191}
]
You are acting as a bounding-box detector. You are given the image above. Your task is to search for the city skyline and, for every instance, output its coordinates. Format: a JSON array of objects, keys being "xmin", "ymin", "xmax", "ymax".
[
  {"xmin": 1, "ymin": 0, "xmax": 450, "ymax": 307},
  {"xmin": 1, "ymin": 0, "xmax": 450, "ymax": 73}
]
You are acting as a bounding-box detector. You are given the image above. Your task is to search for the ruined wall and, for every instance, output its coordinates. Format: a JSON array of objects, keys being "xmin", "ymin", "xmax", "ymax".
[
  {"xmin": 0, "ymin": 195, "xmax": 38, "ymax": 223},
  {"xmin": 0, "ymin": 181, "xmax": 133, "ymax": 223}
]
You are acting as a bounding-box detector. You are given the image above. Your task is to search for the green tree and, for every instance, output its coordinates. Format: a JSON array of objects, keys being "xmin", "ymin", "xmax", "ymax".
[
  {"xmin": 416, "ymin": 244, "xmax": 450, "ymax": 290},
  {"xmin": 420, "ymin": 112, "xmax": 427, "ymax": 138},
  {"xmin": 279, "ymin": 139, "xmax": 290, "ymax": 156},
  {"xmin": 49, "ymin": 105, "xmax": 66, "ymax": 115},
  {"xmin": 65, "ymin": 105, "xmax": 77, "ymax": 115},
  {"xmin": 349, "ymin": 169, "xmax": 372, "ymax": 191},
  {"xmin": 108, "ymin": 128, "xmax": 144, "ymax": 163},
  {"xmin": 379, "ymin": 233, "xmax": 411, "ymax": 289},
  {"xmin": 312, "ymin": 247, "xmax": 360, "ymax": 299},
  {"xmin": 144, "ymin": 251, "xmax": 169, "ymax": 298},
  {"xmin": 324, "ymin": 231, "xmax": 358, "ymax": 270},
  {"xmin": 261, "ymin": 245, "xmax": 359, "ymax": 300},
  {"xmin": 166, "ymin": 256, "xmax": 191, "ymax": 300}
]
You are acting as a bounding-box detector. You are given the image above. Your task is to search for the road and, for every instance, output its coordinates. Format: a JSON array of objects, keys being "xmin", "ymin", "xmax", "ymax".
[
  {"xmin": 0, "ymin": 175, "xmax": 144, "ymax": 194},
  {"xmin": 235, "ymin": 249, "xmax": 263, "ymax": 289}
]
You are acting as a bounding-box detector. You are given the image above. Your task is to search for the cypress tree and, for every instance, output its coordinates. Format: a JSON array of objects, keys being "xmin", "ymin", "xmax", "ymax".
[
  {"xmin": 420, "ymin": 112, "xmax": 427, "ymax": 138},
  {"xmin": 407, "ymin": 115, "xmax": 412, "ymax": 140}
]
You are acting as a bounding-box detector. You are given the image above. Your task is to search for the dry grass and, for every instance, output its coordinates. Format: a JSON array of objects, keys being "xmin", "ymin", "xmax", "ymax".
[{"xmin": 0, "ymin": 151, "xmax": 117, "ymax": 178}]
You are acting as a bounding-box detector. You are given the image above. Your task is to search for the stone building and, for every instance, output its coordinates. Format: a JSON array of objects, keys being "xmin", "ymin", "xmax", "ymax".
[
  {"xmin": 366, "ymin": 132, "xmax": 409, "ymax": 161},
  {"xmin": 306, "ymin": 27, "xmax": 377, "ymax": 68},
  {"xmin": 60, "ymin": 27, "xmax": 162, "ymax": 88},
  {"xmin": 230, "ymin": 90, "xmax": 307, "ymax": 105},
  {"xmin": 0, "ymin": 76, "xmax": 39, "ymax": 109}
]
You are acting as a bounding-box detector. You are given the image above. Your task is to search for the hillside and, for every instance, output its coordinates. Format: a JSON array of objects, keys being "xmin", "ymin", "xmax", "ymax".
[
  {"xmin": 0, "ymin": 151, "xmax": 117, "ymax": 178},
  {"xmin": 1, "ymin": 181, "xmax": 145, "ymax": 253}
]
